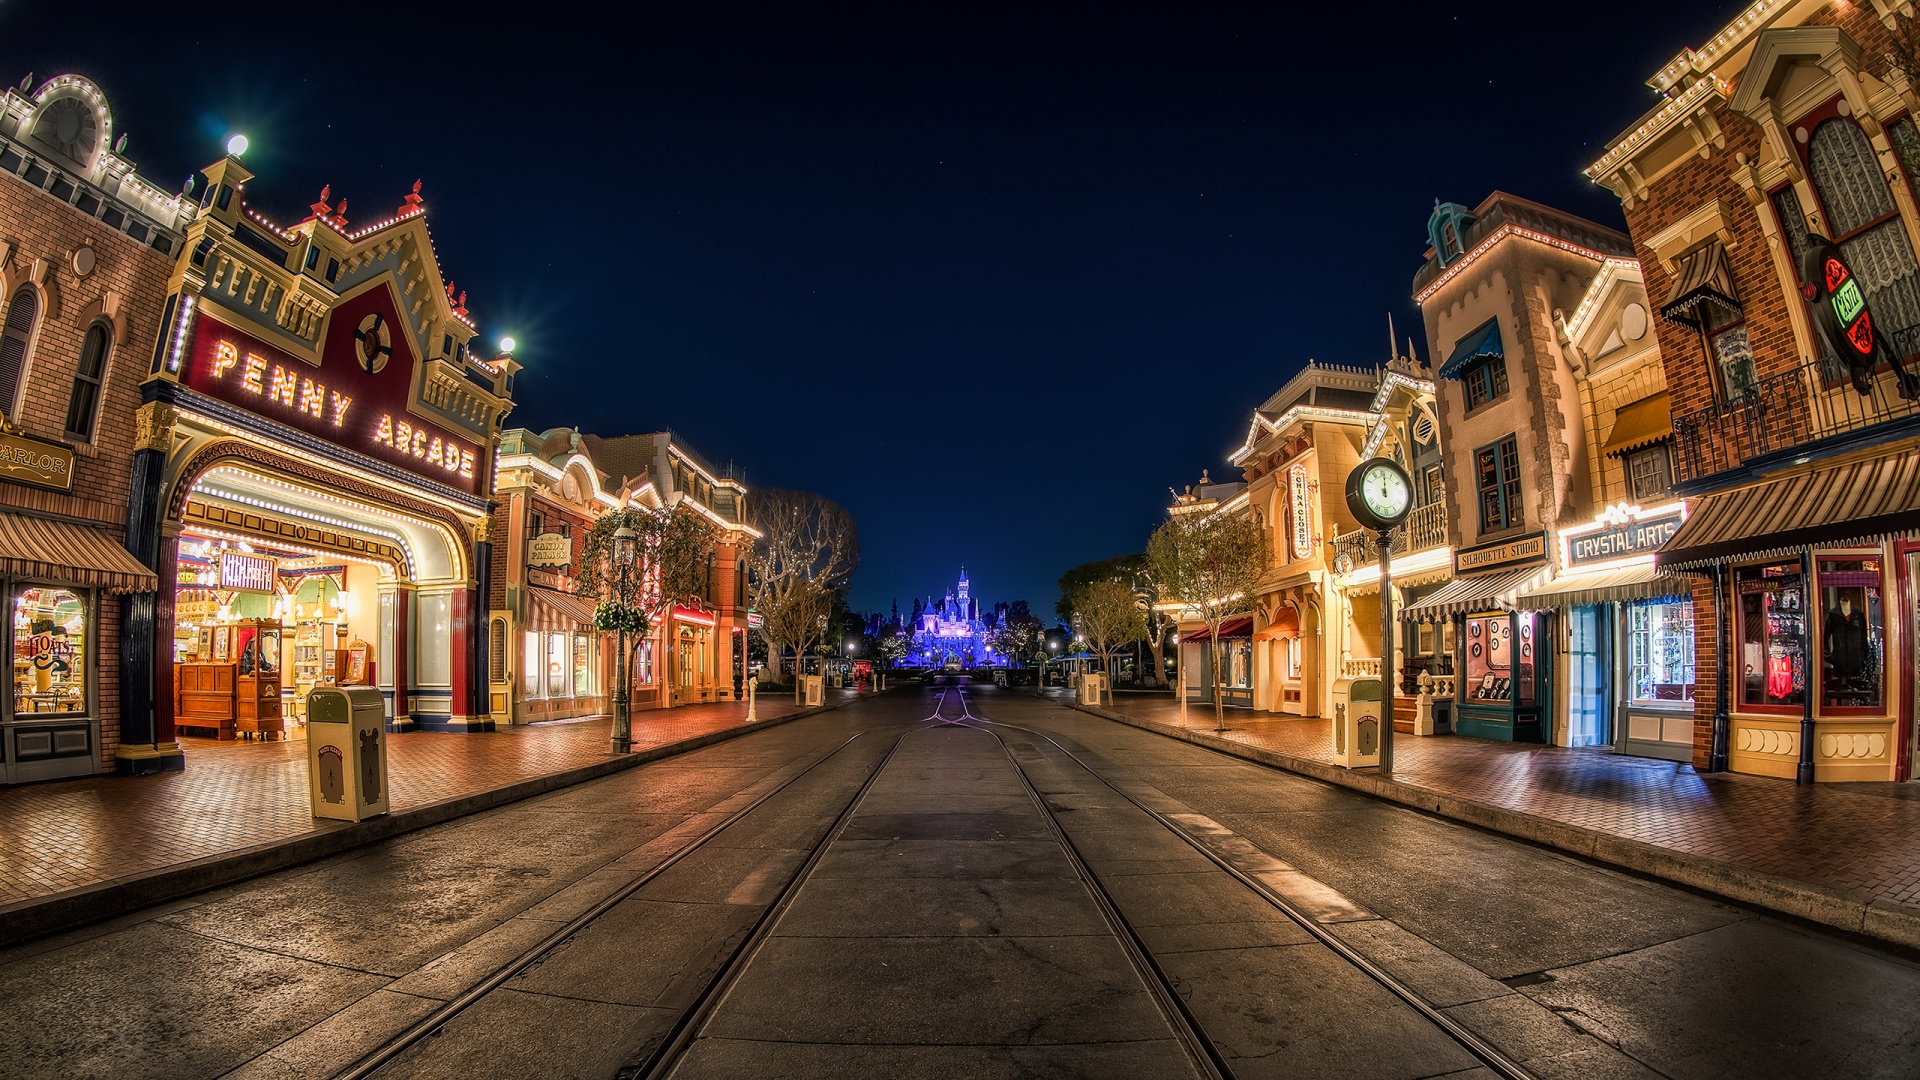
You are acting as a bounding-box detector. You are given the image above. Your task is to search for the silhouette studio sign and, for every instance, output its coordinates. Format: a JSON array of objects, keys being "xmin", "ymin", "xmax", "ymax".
[{"xmin": 1799, "ymin": 235, "xmax": 1920, "ymax": 399}]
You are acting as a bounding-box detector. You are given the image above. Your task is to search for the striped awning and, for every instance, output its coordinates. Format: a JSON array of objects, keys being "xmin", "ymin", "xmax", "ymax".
[
  {"xmin": 1658, "ymin": 451, "xmax": 1920, "ymax": 570},
  {"xmin": 529, "ymin": 586, "xmax": 599, "ymax": 630},
  {"xmin": 1514, "ymin": 562, "xmax": 1693, "ymax": 609},
  {"xmin": 1252, "ymin": 607, "xmax": 1298, "ymax": 640},
  {"xmin": 0, "ymin": 513, "xmax": 157, "ymax": 593},
  {"xmin": 1601, "ymin": 392, "xmax": 1673, "ymax": 457},
  {"xmin": 1400, "ymin": 565, "xmax": 1549, "ymax": 619},
  {"xmin": 1660, "ymin": 241, "xmax": 1741, "ymax": 327}
]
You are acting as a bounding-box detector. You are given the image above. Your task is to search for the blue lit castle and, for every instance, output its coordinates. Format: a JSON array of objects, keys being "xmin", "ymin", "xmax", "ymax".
[{"xmin": 909, "ymin": 569, "xmax": 993, "ymax": 667}]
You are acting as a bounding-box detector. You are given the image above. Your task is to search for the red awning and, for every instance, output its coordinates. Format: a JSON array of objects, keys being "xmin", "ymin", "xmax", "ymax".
[
  {"xmin": 672, "ymin": 604, "xmax": 717, "ymax": 626},
  {"xmin": 1252, "ymin": 608, "xmax": 1299, "ymax": 640},
  {"xmin": 1184, "ymin": 615, "xmax": 1254, "ymax": 642}
]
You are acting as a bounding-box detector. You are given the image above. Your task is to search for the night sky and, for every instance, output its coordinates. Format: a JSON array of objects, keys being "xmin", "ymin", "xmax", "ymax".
[{"xmin": 2, "ymin": 2, "xmax": 1741, "ymax": 616}]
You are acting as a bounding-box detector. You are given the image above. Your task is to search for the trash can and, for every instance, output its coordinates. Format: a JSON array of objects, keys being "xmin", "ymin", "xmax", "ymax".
[
  {"xmin": 307, "ymin": 687, "xmax": 389, "ymax": 821},
  {"xmin": 1079, "ymin": 672, "xmax": 1107, "ymax": 706},
  {"xmin": 1329, "ymin": 677, "xmax": 1381, "ymax": 768},
  {"xmin": 802, "ymin": 674, "xmax": 825, "ymax": 706}
]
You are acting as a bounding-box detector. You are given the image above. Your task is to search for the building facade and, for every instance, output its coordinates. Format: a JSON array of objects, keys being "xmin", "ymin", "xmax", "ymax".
[
  {"xmin": 1588, "ymin": 2, "xmax": 1920, "ymax": 782},
  {"xmin": 135, "ymin": 148, "xmax": 515, "ymax": 758},
  {"xmin": 0, "ymin": 75, "xmax": 188, "ymax": 782}
]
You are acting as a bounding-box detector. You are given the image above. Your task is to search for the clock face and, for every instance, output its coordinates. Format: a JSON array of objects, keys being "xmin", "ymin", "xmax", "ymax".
[
  {"xmin": 1362, "ymin": 465, "xmax": 1411, "ymax": 522},
  {"xmin": 32, "ymin": 96, "xmax": 98, "ymax": 163}
]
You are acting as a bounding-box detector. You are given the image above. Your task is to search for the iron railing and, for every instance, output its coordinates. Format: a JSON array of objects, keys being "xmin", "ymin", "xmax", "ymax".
[
  {"xmin": 1671, "ymin": 336, "xmax": 1920, "ymax": 484},
  {"xmin": 1331, "ymin": 500, "xmax": 1449, "ymax": 571}
]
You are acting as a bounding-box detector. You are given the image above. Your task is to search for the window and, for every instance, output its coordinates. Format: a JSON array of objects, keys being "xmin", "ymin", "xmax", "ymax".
[
  {"xmin": 64, "ymin": 322, "xmax": 110, "ymax": 441},
  {"xmin": 1227, "ymin": 639, "xmax": 1252, "ymax": 689},
  {"xmin": 1806, "ymin": 116, "xmax": 1920, "ymax": 345},
  {"xmin": 546, "ymin": 633, "xmax": 567, "ymax": 696},
  {"xmin": 1464, "ymin": 614, "xmax": 1511, "ymax": 704},
  {"xmin": 1422, "ymin": 464, "xmax": 1444, "ymax": 508},
  {"xmin": 1704, "ymin": 307, "xmax": 1755, "ymax": 400},
  {"xmin": 1770, "ymin": 185, "xmax": 1843, "ymax": 380},
  {"xmin": 490, "ymin": 618, "xmax": 508, "ymax": 683},
  {"xmin": 15, "ymin": 587, "xmax": 87, "ymax": 716},
  {"xmin": 634, "ymin": 639, "xmax": 654, "ymax": 686},
  {"xmin": 1627, "ymin": 599, "xmax": 1695, "ymax": 706},
  {"xmin": 325, "ymin": 257, "xmax": 340, "ymax": 282},
  {"xmin": 0, "ymin": 286, "xmax": 40, "ymax": 417},
  {"xmin": 573, "ymin": 633, "xmax": 592, "ymax": 697},
  {"xmin": 1474, "ymin": 436, "xmax": 1522, "ymax": 534},
  {"xmin": 521, "ymin": 631, "xmax": 540, "ymax": 696},
  {"xmin": 1625, "ymin": 443, "xmax": 1673, "ymax": 503},
  {"xmin": 1461, "ymin": 353, "xmax": 1509, "ymax": 410},
  {"xmin": 1285, "ymin": 637, "xmax": 1301, "ymax": 680},
  {"xmin": 304, "ymin": 244, "xmax": 319, "ymax": 271},
  {"xmin": 1442, "ymin": 221, "xmax": 1460, "ymax": 259},
  {"xmin": 1736, "ymin": 562, "xmax": 1806, "ymax": 708},
  {"xmin": 1818, "ymin": 557, "xmax": 1883, "ymax": 709}
]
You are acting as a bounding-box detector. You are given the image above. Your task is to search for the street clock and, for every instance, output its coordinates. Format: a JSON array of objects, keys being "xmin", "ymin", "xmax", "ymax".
[{"xmin": 1345, "ymin": 457, "xmax": 1412, "ymax": 532}]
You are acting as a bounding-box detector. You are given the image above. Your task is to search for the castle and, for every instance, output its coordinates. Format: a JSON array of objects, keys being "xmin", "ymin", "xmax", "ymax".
[{"xmin": 909, "ymin": 569, "xmax": 992, "ymax": 666}]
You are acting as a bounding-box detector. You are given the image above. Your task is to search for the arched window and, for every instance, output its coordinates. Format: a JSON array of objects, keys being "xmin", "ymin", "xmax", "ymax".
[
  {"xmin": 64, "ymin": 321, "xmax": 110, "ymax": 441},
  {"xmin": 0, "ymin": 286, "xmax": 38, "ymax": 419},
  {"xmin": 1807, "ymin": 117, "xmax": 1920, "ymax": 343}
]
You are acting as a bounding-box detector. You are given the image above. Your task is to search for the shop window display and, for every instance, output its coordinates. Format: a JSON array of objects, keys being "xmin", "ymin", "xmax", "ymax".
[
  {"xmin": 1464, "ymin": 614, "xmax": 1511, "ymax": 703},
  {"xmin": 1627, "ymin": 599, "xmax": 1694, "ymax": 706},
  {"xmin": 1818, "ymin": 558, "xmax": 1883, "ymax": 709},
  {"xmin": 546, "ymin": 633, "xmax": 567, "ymax": 697},
  {"xmin": 634, "ymin": 639, "xmax": 654, "ymax": 686},
  {"xmin": 1226, "ymin": 639, "xmax": 1252, "ymax": 689},
  {"xmin": 1737, "ymin": 563, "xmax": 1806, "ymax": 708},
  {"xmin": 14, "ymin": 588, "xmax": 85, "ymax": 715},
  {"xmin": 522, "ymin": 631, "xmax": 540, "ymax": 696},
  {"xmin": 572, "ymin": 633, "xmax": 593, "ymax": 697}
]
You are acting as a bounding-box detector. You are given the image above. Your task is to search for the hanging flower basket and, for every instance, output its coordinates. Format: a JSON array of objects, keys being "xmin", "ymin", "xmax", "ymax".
[{"xmin": 594, "ymin": 601, "xmax": 651, "ymax": 634}]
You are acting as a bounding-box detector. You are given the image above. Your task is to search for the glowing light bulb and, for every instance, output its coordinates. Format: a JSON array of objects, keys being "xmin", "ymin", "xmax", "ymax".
[
  {"xmin": 498, "ymin": 336, "xmax": 516, "ymax": 354},
  {"xmin": 226, "ymin": 134, "xmax": 250, "ymax": 156}
]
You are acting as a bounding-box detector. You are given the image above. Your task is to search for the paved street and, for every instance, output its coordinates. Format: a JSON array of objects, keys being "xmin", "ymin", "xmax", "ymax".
[
  {"xmin": 0, "ymin": 694, "xmax": 842, "ymax": 923},
  {"xmin": 4, "ymin": 681, "xmax": 1916, "ymax": 1080}
]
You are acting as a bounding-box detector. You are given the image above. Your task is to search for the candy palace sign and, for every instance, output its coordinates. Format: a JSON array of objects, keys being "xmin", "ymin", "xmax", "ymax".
[{"xmin": 184, "ymin": 312, "xmax": 479, "ymax": 489}]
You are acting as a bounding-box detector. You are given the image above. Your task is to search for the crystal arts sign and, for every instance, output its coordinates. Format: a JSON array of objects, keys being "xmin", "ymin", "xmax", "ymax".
[{"xmin": 1800, "ymin": 234, "xmax": 1920, "ymax": 400}]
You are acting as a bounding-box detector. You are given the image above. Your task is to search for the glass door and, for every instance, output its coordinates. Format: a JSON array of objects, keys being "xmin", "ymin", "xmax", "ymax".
[{"xmin": 1567, "ymin": 605, "xmax": 1610, "ymax": 747}]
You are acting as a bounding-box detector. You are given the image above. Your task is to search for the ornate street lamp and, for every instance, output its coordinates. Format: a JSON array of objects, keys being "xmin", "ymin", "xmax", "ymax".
[{"xmin": 609, "ymin": 523, "xmax": 638, "ymax": 755}]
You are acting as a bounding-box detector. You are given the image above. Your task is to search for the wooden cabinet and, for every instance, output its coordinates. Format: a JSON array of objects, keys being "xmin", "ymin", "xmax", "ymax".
[{"xmin": 176, "ymin": 662, "xmax": 237, "ymax": 740}]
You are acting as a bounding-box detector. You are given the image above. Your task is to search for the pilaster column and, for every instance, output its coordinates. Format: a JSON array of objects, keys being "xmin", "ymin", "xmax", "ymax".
[{"xmin": 116, "ymin": 402, "xmax": 183, "ymax": 774}]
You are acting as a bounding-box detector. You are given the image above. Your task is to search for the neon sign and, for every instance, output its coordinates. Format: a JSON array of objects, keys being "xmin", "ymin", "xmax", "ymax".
[
  {"xmin": 1800, "ymin": 234, "xmax": 1920, "ymax": 399},
  {"xmin": 206, "ymin": 336, "xmax": 474, "ymax": 481}
]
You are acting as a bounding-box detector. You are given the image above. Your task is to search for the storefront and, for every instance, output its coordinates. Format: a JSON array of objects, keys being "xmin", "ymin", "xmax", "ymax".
[
  {"xmin": 133, "ymin": 157, "xmax": 514, "ymax": 749},
  {"xmin": 1180, "ymin": 616, "xmax": 1254, "ymax": 708},
  {"xmin": 1658, "ymin": 453, "xmax": 1919, "ymax": 782},
  {"xmin": 1515, "ymin": 504, "xmax": 1696, "ymax": 760},
  {"xmin": 1402, "ymin": 533, "xmax": 1553, "ymax": 742},
  {"xmin": 0, "ymin": 516, "xmax": 158, "ymax": 782}
]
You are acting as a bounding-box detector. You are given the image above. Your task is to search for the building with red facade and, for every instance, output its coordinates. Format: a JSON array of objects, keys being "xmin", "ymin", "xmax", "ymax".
[{"xmin": 1588, "ymin": 1, "xmax": 1920, "ymax": 782}]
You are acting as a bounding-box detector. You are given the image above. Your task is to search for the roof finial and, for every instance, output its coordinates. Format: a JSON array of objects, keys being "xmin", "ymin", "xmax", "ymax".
[
  {"xmin": 399, "ymin": 179, "xmax": 425, "ymax": 216},
  {"xmin": 310, "ymin": 185, "xmax": 333, "ymax": 219}
]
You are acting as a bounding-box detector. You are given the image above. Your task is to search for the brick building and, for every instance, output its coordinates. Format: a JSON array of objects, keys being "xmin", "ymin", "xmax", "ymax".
[
  {"xmin": 1588, "ymin": 1, "xmax": 1920, "ymax": 783},
  {"xmin": 0, "ymin": 75, "xmax": 189, "ymax": 782}
]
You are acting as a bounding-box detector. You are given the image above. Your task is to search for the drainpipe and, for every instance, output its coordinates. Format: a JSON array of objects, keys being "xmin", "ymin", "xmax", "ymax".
[
  {"xmin": 1708, "ymin": 562, "xmax": 1729, "ymax": 773},
  {"xmin": 1797, "ymin": 550, "xmax": 1815, "ymax": 785}
]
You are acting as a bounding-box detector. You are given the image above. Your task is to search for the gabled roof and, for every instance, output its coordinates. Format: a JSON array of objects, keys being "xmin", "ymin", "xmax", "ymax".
[{"xmin": 1413, "ymin": 191, "xmax": 1634, "ymax": 301}]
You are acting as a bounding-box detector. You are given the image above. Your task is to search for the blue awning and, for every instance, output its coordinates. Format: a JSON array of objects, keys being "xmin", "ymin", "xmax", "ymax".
[{"xmin": 1438, "ymin": 319, "xmax": 1503, "ymax": 379}]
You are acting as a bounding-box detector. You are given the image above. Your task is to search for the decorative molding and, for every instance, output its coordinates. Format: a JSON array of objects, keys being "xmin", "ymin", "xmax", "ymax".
[
  {"xmin": 132, "ymin": 402, "xmax": 178, "ymax": 454},
  {"xmin": 1644, "ymin": 200, "xmax": 1740, "ymax": 271}
]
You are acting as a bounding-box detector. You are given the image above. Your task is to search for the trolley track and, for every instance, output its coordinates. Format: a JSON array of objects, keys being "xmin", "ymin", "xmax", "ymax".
[
  {"xmin": 333, "ymin": 692, "xmax": 960, "ymax": 1080},
  {"xmin": 949, "ymin": 689, "xmax": 1537, "ymax": 1080}
]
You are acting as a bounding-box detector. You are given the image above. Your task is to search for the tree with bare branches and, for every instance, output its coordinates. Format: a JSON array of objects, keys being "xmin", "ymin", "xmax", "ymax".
[
  {"xmin": 1146, "ymin": 510, "xmax": 1269, "ymax": 732},
  {"xmin": 746, "ymin": 489, "xmax": 860, "ymax": 698},
  {"xmin": 1071, "ymin": 579, "xmax": 1146, "ymax": 685}
]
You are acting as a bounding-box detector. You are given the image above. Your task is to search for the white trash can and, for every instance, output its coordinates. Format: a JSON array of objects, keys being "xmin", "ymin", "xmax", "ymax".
[
  {"xmin": 307, "ymin": 687, "xmax": 390, "ymax": 821},
  {"xmin": 1329, "ymin": 677, "xmax": 1382, "ymax": 769},
  {"xmin": 803, "ymin": 674, "xmax": 825, "ymax": 706}
]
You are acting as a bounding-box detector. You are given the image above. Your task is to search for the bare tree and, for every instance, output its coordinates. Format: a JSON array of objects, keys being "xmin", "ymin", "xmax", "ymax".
[
  {"xmin": 1071, "ymin": 579, "xmax": 1146, "ymax": 685},
  {"xmin": 761, "ymin": 579, "xmax": 834, "ymax": 691},
  {"xmin": 1146, "ymin": 510, "xmax": 1269, "ymax": 732},
  {"xmin": 746, "ymin": 489, "xmax": 860, "ymax": 693},
  {"xmin": 1133, "ymin": 566, "xmax": 1175, "ymax": 687}
]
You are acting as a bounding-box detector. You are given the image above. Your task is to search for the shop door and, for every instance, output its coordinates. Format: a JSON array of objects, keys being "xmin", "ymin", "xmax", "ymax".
[
  {"xmin": 1567, "ymin": 606, "xmax": 1611, "ymax": 747},
  {"xmin": 1909, "ymin": 552, "xmax": 1920, "ymax": 781}
]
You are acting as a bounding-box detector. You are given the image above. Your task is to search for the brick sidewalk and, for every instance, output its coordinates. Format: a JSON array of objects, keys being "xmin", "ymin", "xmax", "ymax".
[
  {"xmin": 0, "ymin": 692, "xmax": 849, "ymax": 913},
  {"xmin": 1050, "ymin": 690, "xmax": 1920, "ymax": 947}
]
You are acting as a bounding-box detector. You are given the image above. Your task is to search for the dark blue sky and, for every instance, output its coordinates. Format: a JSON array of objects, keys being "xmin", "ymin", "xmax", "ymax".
[{"xmin": 2, "ymin": 1, "xmax": 1738, "ymax": 615}]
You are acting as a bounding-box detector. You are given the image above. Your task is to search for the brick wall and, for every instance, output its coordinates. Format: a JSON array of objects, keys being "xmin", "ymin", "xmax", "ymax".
[{"xmin": 0, "ymin": 167, "xmax": 175, "ymax": 772}]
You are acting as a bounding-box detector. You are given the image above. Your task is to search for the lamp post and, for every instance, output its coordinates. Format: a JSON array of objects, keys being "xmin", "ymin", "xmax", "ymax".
[{"xmin": 609, "ymin": 523, "xmax": 637, "ymax": 755}]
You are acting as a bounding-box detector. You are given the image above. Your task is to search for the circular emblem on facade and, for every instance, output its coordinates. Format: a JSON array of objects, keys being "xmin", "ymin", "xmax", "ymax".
[
  {"xmin": 355, "ymin": 313, "xmax": 392, "ymax": 374},
  {"xmin": 1622, "ymin": 302, "xmax": 1648, "ymax": 341}
]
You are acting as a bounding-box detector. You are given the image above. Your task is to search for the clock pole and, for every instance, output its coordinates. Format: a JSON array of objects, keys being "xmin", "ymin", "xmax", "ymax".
[{"xmin": 1378, "ymin": 526, "xmax": 1395, "ymax": 774}]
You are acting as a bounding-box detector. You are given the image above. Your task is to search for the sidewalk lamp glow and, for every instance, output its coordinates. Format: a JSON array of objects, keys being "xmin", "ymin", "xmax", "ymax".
[
  {"xmin": 498, "ymin": 336, "xmax": 516, "ymax": 354},
  {"xmin": 226, "ymin": 134, "xmax": 249, "ymax": 156}
]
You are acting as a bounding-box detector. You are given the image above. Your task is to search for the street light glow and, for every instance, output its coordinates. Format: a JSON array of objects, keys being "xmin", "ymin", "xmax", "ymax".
[
  {"xmin": 499, "ymin": 336, "xmax": 516, "ymax": 353},
  {"xmin": 226, "ymin": 134, "xmax": 249, "ymax": 156}
]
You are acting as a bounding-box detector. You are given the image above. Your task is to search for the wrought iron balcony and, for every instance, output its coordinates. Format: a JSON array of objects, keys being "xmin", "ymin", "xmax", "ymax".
[
  {"xmin": 1331, "ymin": 500, "xmax": 1449, "ymax": 572},
  {"xmin": 1671, "ymin": 343, "xmax": 1920, "ymax": 486}
]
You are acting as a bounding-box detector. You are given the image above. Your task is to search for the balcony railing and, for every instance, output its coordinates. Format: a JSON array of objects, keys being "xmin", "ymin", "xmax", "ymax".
[
  {"xmin": 1671, "ymin": 345, "xmax": 1920, "ymax": 484},
  {"xmin": 1339, "ymin": 657, "xmax": 1382, "ymax": 679},
  {"xmin": 1331, "ymin": 500, "xmax": 1449, "ymax": 571}
]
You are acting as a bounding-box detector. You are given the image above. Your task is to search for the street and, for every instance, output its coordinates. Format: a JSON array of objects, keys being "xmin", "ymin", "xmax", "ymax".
[{"xmin": 3, "ymin": 681, "xmax": 1915, "ymax": 1080}]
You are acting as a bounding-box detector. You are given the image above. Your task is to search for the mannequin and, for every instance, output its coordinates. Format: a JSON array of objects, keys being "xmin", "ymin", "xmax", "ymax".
[{"xmin": 1825, "ymin": 594, "xmax": 1870, "ymax": 683}]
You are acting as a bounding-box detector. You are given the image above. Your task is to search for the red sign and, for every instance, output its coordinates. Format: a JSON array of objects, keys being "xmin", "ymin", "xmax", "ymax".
[{"xmin": 180, "ymin": 287, "xmax": 485, "ymax": 496}]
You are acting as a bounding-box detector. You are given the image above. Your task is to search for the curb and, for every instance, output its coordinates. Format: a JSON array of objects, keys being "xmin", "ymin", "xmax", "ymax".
[
  {"xmin": 0, "ymin": 694, "xmax": 877, "ymax": 948},
  {"xmin": 1054, "ymin": 696, "xmax": 1920, "ymax": 952}
]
